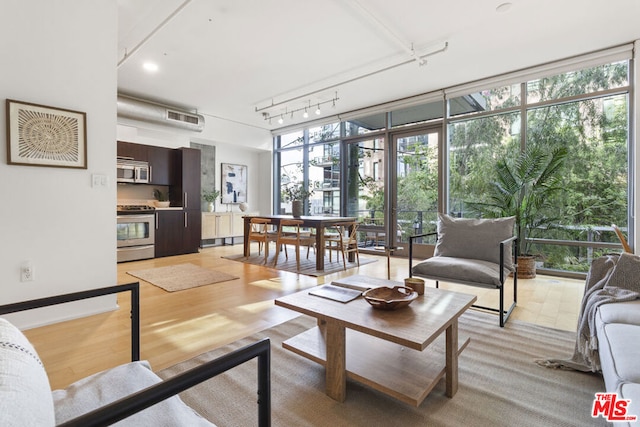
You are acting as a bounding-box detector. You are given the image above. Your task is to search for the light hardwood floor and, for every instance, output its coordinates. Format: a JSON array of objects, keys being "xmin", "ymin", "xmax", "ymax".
[{"xmin": 22, "ymin": 244, "xmax": 585, "ymax": 390}]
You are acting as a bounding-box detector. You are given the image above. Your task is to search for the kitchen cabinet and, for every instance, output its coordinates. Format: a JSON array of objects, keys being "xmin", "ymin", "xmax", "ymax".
[
  {"xmin": 155, "ymin": 210, "xmax": 183, "ymax": 258},
  {"xmin": 155, "ymin": 209, "xmax": 201, "ymax": 257},
  {"xmin": 118, "ymin": 141, "xmax": 202, "ymax": 258},
  {"xmin": 146, "ymin": 146, "xmax": 173, "ymax": 185},
  {"xmin": 170, "ymin": 147, "xmax": 200, "ymax": 209},
  {"xmin": 117, "ymin": 141, "xmax": 173, "ymax": 185}
]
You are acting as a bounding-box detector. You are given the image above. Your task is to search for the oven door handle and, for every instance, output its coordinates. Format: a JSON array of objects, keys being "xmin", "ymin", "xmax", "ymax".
[
  {"xmin": 117, "ymin": 245, "xmax": 155, "ymax": 252},
  {"xmin": 117, "ymin": 215, "xmax": 155, "ymax": 220}
]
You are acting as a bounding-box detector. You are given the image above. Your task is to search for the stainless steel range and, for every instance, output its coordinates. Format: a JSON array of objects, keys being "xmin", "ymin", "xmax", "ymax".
[{"xmin": 117, "ymin": 205, "xmax": 155, "ymax": 263}]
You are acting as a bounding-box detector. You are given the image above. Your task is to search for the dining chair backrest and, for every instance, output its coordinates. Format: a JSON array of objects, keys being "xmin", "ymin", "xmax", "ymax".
[
  {"xmin": 250, "ymin": 217, "xmax": 272, "ymax": 235},
  {"xmin": 274, "ymin": 219, "xmax": 313, "ymax": 270},
  {"xmin": 248, "ymin": 217, "xmax": 276, "ymax": 264}
]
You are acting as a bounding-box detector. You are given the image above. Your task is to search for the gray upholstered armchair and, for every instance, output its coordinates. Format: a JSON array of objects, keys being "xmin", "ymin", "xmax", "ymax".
[{"xmin": 409, "ymin": 213, "xmax": 518, "ymax": 327}]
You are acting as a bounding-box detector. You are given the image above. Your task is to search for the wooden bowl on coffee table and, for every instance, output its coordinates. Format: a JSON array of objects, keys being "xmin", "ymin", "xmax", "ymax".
[{"xmin": 362, "ymin": 286, "xmax": 418, "ymax": 310}]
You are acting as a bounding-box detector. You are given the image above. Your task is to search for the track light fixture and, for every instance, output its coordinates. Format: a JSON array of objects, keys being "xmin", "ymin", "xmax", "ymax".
[{"xmin": 256, "ymin": 91, "xmax": 339, "ymax": 123}]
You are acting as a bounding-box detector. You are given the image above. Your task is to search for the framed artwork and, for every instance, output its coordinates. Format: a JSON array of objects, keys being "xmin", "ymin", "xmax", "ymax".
[
  {"xmin": 221, "ymin": 163, "xmax": 247, "ymax": 203},
  {"xmin": 6, "ymin": 99, "xmax": 87, "ymax": 169}
]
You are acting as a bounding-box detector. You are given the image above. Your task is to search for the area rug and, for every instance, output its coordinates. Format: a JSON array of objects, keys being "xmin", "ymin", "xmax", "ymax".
[
  {"xmin": 223, "ymin": 252, "xmax": 377, "ymax": 277},
  {"xmin": 158, "ymin": 310, "xmax": 604, "ymax": 427},
  {"xmin": 126, "ymin": 263, "xmax": 239, "ymax": 292}
]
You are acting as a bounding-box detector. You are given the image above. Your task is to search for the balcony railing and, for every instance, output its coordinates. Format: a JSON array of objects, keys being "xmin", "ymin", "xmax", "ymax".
[{"xmin": 355, "ymin": 209, "xmax": 626, "ymax": 278}]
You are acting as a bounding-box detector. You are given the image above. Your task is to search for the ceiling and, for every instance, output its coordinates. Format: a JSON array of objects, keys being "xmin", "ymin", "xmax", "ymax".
[{"xmin": 117, "ymin": 0, "xmax": 640, "ymax": 134}]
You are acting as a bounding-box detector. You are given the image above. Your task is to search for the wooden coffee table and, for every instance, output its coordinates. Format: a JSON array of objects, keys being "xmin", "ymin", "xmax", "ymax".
[{"xmin": 274, "ymin": 278, "xmax": 477, "ymax": 406}]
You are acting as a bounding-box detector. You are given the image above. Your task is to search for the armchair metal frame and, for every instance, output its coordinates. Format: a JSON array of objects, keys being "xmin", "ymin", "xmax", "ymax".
[
  {"xmin": 409, "ymin": 232, "xmax": 518, "ymax": 327},
  {"xmin": 0, "ymin": 282, "xmax": 271, "ymax": 427}
]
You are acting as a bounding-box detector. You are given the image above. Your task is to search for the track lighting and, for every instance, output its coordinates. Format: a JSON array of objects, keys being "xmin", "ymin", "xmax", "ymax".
[{"xmin": 257, "ymin": 91, "xmax": 339, "ymax": 123}]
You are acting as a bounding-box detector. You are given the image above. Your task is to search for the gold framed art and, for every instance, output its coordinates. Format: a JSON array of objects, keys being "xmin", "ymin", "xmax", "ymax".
[{"xmin": 6, "ymin": 99, "xmax": 87, "ymax": 169}]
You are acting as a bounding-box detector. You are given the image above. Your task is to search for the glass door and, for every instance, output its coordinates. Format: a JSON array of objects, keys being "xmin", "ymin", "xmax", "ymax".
[
  {"xmin": 392, "ymin": 127, "xmax": 441, "ymax": 256},
  {"xmin": 344, "ymin": 137, "xmax": 386, "ymax": 252}
]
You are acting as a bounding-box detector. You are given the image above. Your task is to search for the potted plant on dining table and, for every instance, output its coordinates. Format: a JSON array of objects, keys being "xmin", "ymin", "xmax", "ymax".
[{"xmin": 283, "ymin": 182, "xmax": 315, "ymax": 217}]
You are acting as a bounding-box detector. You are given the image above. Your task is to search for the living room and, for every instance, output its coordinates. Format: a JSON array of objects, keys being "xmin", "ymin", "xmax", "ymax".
[{"xmin": 2, "ymin": 1, "xmax": 640, "ymax": 425}]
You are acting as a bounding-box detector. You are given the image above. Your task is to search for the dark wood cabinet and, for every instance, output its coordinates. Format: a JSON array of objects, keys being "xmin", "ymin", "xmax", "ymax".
[
  {"xmin": 117, "ymin": 141, "xmax": 173, "ymax": 185},
  {"xmin": 154, "ymin": 210, "xmax": 184, "ymax": 258},
  {"xmin": 183, "ymin": 210, "xmax": 201, "ymax": 253},
  {"xmin": 147, "ymin": 146, "xmax": 173, "ymax": 185},
  {"xmin": 118, "ymin": 141, "xmax": 202, "ymax": 258},
  {"xmin": 117, "ymin": 140, "xmax": 146, "ymax": 161},
  {"xmin": 155, "ymin": 210, "xmax": 201, "ymax": 257},
  {"xmin": 170, "ymin": 147, "xmax": 201, "ymax": 210}
]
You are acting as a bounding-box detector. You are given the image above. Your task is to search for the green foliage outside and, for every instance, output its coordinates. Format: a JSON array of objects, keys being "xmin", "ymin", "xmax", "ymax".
[
  {"xmin": 277, "ymin": 61, "xmax": 630, "ymax": 274},
  {"xmin": 450, "ymin": 62, "xmax": 628, "ymax": 272}
]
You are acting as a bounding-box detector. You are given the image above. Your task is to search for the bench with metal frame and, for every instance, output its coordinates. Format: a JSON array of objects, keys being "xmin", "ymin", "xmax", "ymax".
[{"xmin": 0, "ymin": 282, "xmax": 271, "ymax": 427}]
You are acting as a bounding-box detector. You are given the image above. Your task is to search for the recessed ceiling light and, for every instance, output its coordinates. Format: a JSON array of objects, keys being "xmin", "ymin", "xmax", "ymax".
[
  {"xmin": 143, "ymin": 62, "xmax": 158, "ymax": 72},
  {"xmin": 496, "ymin": 2, "xmax": 512, "ymax": 13}
]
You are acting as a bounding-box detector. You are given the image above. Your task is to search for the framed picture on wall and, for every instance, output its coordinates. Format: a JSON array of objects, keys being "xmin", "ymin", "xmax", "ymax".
[
  {"xmin": 221, "ymin": 163, "xmax": 247, "ymax": 203},
  {"xmin": 6, "ymin": 99, "xmax": 87, "ymax": 169}
]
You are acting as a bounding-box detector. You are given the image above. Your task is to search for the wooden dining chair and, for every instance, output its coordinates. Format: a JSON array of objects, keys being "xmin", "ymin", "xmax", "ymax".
[
  {"xmin": 248, "ymin": 218, "xmax": 277, "ymax": 264},
  {"xmin": 612, "ymin": 224, "xmax": 633, "ymax": 253},
  {"xmin": 325, "ymin": 221, "xmax": 360, "ymax": 270},
  {"xmin": 273, "ymin": 219, "xmax": 315, "ymax": 271}
]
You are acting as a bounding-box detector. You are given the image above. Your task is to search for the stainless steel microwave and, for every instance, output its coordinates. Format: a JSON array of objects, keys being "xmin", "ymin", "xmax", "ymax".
[{"xmin": 117, "ymin": 158, "xmax": 149, "ymax": 183}]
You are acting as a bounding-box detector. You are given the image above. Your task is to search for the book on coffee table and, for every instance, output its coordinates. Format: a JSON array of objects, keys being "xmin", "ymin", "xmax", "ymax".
[
  {"xmin": 330, "ymin": 274, "xmax": 399, "ymax": 292},
  {"xmin": 309, "ymin": 284, "xmax": 362, "ymax": 303}
]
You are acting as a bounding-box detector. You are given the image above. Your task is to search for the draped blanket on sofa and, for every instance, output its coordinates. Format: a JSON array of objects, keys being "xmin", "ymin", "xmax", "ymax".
[{"xmin": 538, "ymin": 252, "xmax": 640, "ymax": 372}]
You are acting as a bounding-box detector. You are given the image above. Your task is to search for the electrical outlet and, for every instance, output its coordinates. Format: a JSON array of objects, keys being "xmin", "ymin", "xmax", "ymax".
[{"xmin": 21, "ymin": 262, "xmax": 34, "ymax": 282}]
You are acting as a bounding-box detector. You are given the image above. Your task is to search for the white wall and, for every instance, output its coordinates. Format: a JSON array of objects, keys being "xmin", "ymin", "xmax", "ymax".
[
  {"xmin": 0, "ymin": 1, "xmax": 118, "ymax": 328},
  {"xmin": 117, "ymin": 117, "xmax": 273, "ymax": 215}
]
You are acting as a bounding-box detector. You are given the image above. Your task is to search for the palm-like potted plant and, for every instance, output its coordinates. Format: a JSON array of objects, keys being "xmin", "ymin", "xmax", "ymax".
[{"xmin": 470, "ymin": 145, "xmax": 568, "ymax": 278}]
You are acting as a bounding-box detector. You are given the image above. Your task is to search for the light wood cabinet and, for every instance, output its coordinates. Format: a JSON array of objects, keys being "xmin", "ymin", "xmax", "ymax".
[{"xmin": 202, "ymin": 212, "xmax": 258, "ymax": 240}]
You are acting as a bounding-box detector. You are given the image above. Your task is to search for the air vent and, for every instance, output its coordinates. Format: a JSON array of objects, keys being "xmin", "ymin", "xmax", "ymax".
[
  {"xmin": 117, "ymin": 95, "xmax": 205, "ymax": 132},
  {"xmin": 167, "ymin": 110, "xmax": 201, "ymax": 125}
]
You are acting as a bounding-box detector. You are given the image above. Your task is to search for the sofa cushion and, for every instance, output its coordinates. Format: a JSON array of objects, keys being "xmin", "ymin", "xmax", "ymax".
[
  {"xmin": 597, "ymin": 300, "xmax": 640, "ymax": 326},
  {"xmin": 0, "ymin": 317, "xmax": 55, "ymax": 426},
  {"xmin": 617, "ymin": 383, "xmax": 640, "ymax": 427},
  {"xmin": 597, "ymin": 323, "xmax": 640, "ymax": 392},
  {"xmin": 53, "ymin": 360, "xmax": 215, "ymax": 426},
  {"xmin": 412, "ymin": 256, "xmax": 509, "ymax": 288},
  {"xmin": 433, "ymin": 214, "xmax": 515, "ymax": 271}
]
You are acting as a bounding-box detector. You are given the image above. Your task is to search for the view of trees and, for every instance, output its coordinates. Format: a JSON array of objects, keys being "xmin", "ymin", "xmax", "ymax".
[
  {"xmin": 276, "ymin": 60, "xmax": 631, "ymax": 274},
  {"xmin": 446, "ymin": 61, "xmax": 629, "ymax": 272}
]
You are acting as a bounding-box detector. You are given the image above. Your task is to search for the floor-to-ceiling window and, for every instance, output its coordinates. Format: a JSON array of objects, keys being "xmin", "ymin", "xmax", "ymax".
[
  {"xmin": 273, "ymin": 47, "xmax": 633, "ymax": 276},
  {"xmin": 308, "ymin": 125, "xmax": 341, "ymax": 215},
  {"xmin": 446, "ymin": 60, "xmax": 630, "ymax": 274},
  {"xmin": 524, "ymin": 61, "xmax": 629, "ymax": 273}
]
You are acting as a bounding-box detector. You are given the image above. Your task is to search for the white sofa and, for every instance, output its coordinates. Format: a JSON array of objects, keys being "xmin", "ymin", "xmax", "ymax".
[
  {"xmin": 0, "ymin": 283, "xmax": 270, "ymax": 426},
  {"xmin": 596, "ymin": 299, "xmax": 640, "ymax": 426}
]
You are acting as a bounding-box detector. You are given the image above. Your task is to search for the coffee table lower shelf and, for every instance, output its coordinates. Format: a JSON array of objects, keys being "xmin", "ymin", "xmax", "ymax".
[{"xmin": 282, "ymin": 325, "xmax": 470, "ymax": 406}]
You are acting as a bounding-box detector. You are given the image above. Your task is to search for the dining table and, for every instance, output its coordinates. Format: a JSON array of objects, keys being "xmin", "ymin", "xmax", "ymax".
[{"xmin": 243, "ymin": 214, "xmax": 357, "ymax": 270}]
